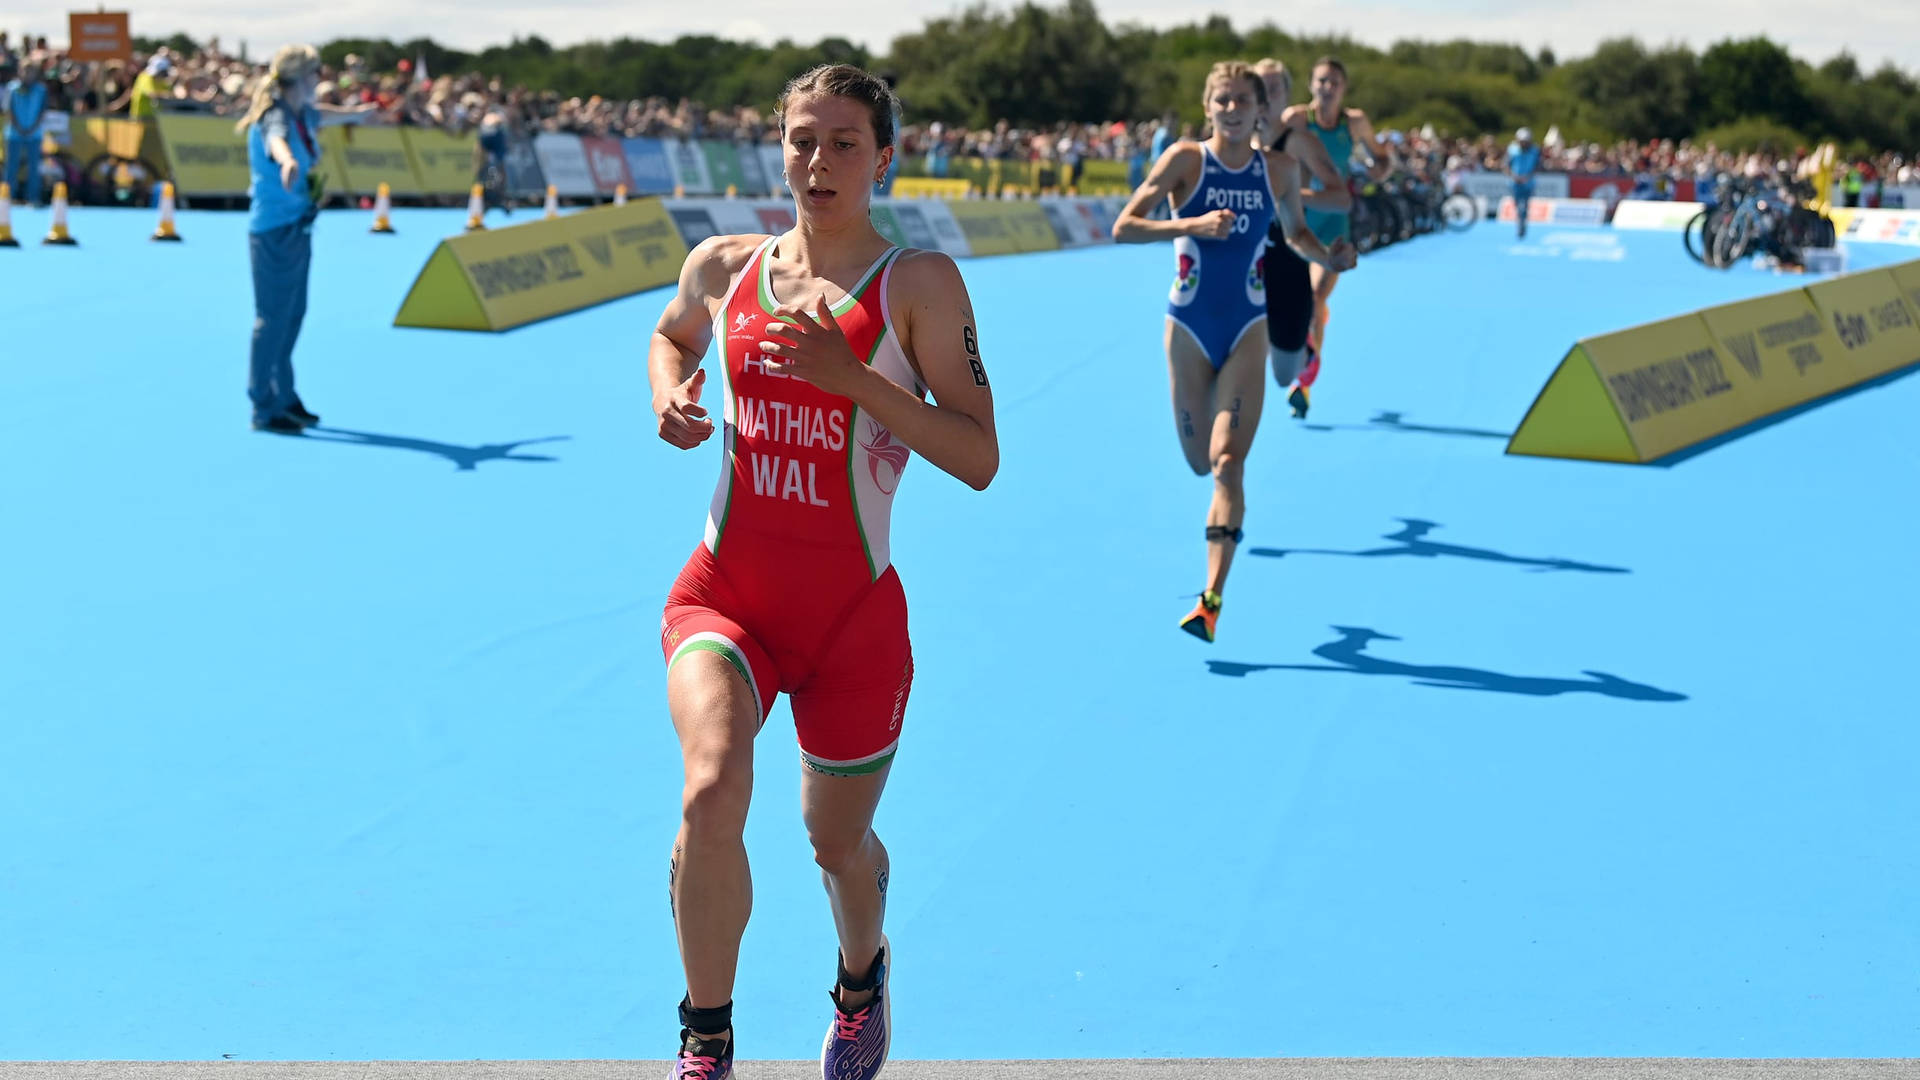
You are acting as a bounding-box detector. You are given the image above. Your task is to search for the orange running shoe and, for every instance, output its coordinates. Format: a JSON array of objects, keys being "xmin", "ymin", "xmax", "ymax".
[{"xmin": 1179, "ymin": 591, "xmax": 1223, "ymax": 643}]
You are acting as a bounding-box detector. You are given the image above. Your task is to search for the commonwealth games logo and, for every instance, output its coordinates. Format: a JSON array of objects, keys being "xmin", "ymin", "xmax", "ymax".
[
  {"xmin": 1724, "ymin": 331, "xmax": 1761, "ymax": 380},
  {"xmin": 1176, "ymin": 252, "xmax": 1199, "ymax": 291}
]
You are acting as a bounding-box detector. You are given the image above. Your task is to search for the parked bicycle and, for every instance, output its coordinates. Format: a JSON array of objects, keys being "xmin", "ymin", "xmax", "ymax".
[{"xmin": 1685, "ymin": 175, "xmax": 1834, "ymax": 269}]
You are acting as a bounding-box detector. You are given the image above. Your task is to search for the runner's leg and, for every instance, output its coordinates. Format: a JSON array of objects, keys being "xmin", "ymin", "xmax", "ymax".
[
  {"xmin": 667, "ymin": 649, "xmax": 761, "ymax": 1025},
  {"xmin": 1167, "ymin": 317, "xmax": 1217, "ymax": 477},
  {"xmin": 1206, "ymin": 324, "xmax": 1270, "ymax": 597}
]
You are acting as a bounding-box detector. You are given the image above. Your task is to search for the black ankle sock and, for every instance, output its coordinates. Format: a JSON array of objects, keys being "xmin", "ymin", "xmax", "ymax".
[
  {"xmin": 679, "ymin": 996, "xmax": 733, "ymax": 1043},
  {"xmin": 837, "ymin": 947, "xmax": 884, "ymax": 992}
]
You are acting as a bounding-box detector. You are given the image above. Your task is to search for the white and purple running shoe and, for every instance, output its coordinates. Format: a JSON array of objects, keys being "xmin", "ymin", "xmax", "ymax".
[{"xmin": 821, "ymin": 936, "xmax": 891, "ymax": 1080}]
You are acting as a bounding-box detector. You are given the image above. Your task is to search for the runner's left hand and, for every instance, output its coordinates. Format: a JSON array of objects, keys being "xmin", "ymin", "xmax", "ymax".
[
  {"xmin": 759, "ymin": 298, "xmax": 867, "ymax": 398},
  {"xmin": 1327, "ymin": 238, "xmax": 1358, "ymax": 271}
]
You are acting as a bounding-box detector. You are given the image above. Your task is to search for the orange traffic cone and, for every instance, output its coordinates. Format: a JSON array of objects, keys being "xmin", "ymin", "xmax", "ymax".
[
  {"xmin": 0, "ymin": 184, "xmax": 18, "ymax": 247},
  {"xmin": 725, "ymin": 184, "xmax": 737, "ymax": 199},
  {"xmin": 465, "ymin": 183, "xmax": 486, "ymax": 231},
  {"xmin": 370, "ymin": 182, "xmax": 396, "ymax": 234},
  {"xmin": 543, "ymin": 184, "xmax": 559, "ymax": 220},
  {"xmin": 151, "ymin": 181, "xmax": 183, "ymax": 241},
  {"xmin": 43, "ymin": 182, "xmax": 77, "ymax": 245},
  {"xmin": 614, "ymin": 184, "xmax": 628, "ymax": 207}
]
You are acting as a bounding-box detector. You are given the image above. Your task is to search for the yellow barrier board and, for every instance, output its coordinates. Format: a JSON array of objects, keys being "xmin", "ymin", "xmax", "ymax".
[
  {"xmin": 404, "ymin": 129, "xmax": 478, "ymax": 195},
  {"xmin": 1889, "ymin": 259, "xmax": 1920, "ymax": 324},
  {"xmin": 1802, "ymin": 267, "xmax": 1920, "ymax": 381},
  {"xmin": 317, "ymin": 128, "xmax": 351, "ymax": 200},
  {"xmin": 945, "ymin": 201, "xmax": 1059, "ymax": 256},
  {"xmin": 1504, "ymin": 344, "xmax": 1640, "ymax": 463},
  {"xmin": 1585, "ymin": 314, "xmax": 1762, "ymax": 462},
  {"xmin": 327, "ymin": 125, "xmax": 421, "ymax": 198},
  {"xmin": 1696, "ymin": 290, "xmax": 1857, "ymax": 415},
  {"xmin": 70, "ymin": 117, "xmax": 149, "ymax": 163},
  {"xmin": 1002, "ymin": 202, "xmax": 1062, "ymax": 252},
  {"xmin": 154, "ymin": 113, "xmax": 251, "ymax": 197},
  {"xmin": 944, "ymin": 201, "xmax": 1022, "ymax": 255},
  {"xmin": 1538, "ymin": 314, "xmax": 1751, "ymax": 462},
  {"xmin": 1511, "ymin": 262, "xmax": 1920, "ymax": 464},
  {"xmin": 892, "ymin": 177, "xmax": 971, "ymax": 198},
  {"xmin": 394, "ymin": 199, "xmax": 688, "ymax": 331}
]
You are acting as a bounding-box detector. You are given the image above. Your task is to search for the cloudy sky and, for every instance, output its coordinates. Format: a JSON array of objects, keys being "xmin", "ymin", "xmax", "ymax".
[{"xmin": 11, "ymin": 0, "xmax": 1919, "ymax": 73}]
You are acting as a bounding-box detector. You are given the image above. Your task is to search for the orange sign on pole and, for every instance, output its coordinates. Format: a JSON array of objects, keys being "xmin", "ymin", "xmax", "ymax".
[{"xmin": 69, "ymin": 11, "xmax": 132, "ymax": 63}]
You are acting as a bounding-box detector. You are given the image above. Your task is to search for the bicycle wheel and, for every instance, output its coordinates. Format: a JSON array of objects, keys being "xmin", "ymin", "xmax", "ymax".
[
  {"xmin": 1717, "ymin": 214, "xmax": 1753, "ymax": 267},
  {"xmin": 1683, "ymin": 209, "xmax": 1711, "ymax": 264},
  {"xmin": 1350, "ymin": 198, "xmax": 1376, "ymax": 254},
  {"xmin": 1374, "ymin": 197, "xmax": 1398, "ymax": 248},
  {"xmin": 1391, "ymin": 195, "xmax": 1414, "ymax": 241},
  {"xmin": 1442, "ymin": 193, "xmax": 1477, "ymax": 231},
  {"xmin": 1774, "ymin": 226, "xmax": 1804, "ymax": 269}
]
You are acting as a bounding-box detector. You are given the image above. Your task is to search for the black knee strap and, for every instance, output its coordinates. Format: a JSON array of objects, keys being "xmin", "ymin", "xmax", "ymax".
[
  {"xmin": 679, "ymin": 996, "xmax": 733, "ymax": 1035},
  {"xmin": 1206, "ymin": 525, "xmax": 1245, "ymax": 544}
]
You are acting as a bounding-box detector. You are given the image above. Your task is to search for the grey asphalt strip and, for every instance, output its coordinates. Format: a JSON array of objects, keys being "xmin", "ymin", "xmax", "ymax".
[{"xmin": 3, "ymin": 1061, "xmax": 1918, "ymax": 1080}]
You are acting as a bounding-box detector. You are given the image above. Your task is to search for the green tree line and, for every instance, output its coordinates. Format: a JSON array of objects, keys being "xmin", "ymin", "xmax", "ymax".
[{"xmin": 140, "ymin": 0, "xmax": 1920, "ymax": 154}]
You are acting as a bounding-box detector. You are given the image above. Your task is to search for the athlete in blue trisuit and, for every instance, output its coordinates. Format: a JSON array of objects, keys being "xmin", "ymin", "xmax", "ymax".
[
  {"xmin": 1507, "ymin": 127, "xmax": 1541, "ymax": 238},
  {"xmin": 1112, "ymin": 60, "xmax": 1355, "ymax": 643}
]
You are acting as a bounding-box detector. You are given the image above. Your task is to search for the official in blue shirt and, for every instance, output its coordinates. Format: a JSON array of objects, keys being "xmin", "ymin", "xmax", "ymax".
[
  {"xmin": 233, "ymin": 44, "xmax": 375, "ymax": 433},
  {"xmin": 4, "ymin": 60, "xmax": 49, "ymax": 205},
  {"xmin": 1506, "ymin": 126, "xmax": 1542, "ymax": 239}
]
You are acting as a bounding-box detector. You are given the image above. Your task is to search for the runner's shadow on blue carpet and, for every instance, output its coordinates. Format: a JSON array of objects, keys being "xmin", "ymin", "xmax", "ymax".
[
  {"xmin": 1248, "ymin": 518, "xmax": 1629, "ymax": 574},
  {"xmin": 1209, "ymin": 626, "xmax": 1687, "ymax": 701},
  {"xmin": 298, "ymin": 429, "xmax": 571, "ymax": 471},
  {"xmin": 1300, "ymin": 411, "xmax": 1511, "ymax": 439}
]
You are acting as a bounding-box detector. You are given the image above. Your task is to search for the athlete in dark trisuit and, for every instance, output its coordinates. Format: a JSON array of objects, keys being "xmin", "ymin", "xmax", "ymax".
[
  {"xmin": 1252, "ymin": 58, "xmax": 1353, "ymax": 416},
  {"xmin": 1277, "ymin": 56, "xmax": 1393, "ymax": 418}
]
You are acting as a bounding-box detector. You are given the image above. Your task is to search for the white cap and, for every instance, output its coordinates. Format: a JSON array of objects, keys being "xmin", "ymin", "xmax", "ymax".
[{"xmin": 1516, "ymin": 127, "xmax": 1533, "ymax": 142}]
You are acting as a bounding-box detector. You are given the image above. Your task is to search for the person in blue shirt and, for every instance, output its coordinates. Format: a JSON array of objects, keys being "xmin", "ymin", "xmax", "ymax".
[
  {"xmin": 1505, "ymin": 127, "xmax": 1542, "ymax": 239},
  {"xmin": 4, "ymin": 60, "xmax": 49, "ymax": 205},
  {"xmin": 233, "ymin": 44, "xmax": 374, "ymax": 433},
  {"xmin": 1149, "ymin": 110, "xmax": 1176, "ymax": 162}
]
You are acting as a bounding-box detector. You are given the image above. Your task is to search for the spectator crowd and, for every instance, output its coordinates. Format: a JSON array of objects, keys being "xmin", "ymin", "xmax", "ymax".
[{"xmin": 4, "ymin": 31, "xmax": 1916, "ymax": 208}]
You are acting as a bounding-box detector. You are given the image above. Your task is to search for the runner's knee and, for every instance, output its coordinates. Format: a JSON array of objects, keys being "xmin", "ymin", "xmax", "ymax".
[
  {"xmin": 1269, "ymin": 345, "xmax": 1307, "ymax": 387},
  {"xmin": 681, "ymin": 758, "xmax": 751, "ymax": 836},
  {"xmin": 671, "ymin": 662, "xmax": 756, "ymax": 833},
  {"xmin": 807, "ymin": 825, "xmax": 874, "ymax": 877},
  {"xmin": 1212, "ymin": 448, "xmax": 1244, "ymax": 487}
]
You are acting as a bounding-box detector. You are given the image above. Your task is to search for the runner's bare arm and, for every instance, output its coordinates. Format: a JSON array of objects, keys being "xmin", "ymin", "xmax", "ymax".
[
  {"xmin": 649, "ymin": 234, "xmax": 765, "ymax": 449},
  {"xmin": 1112, "ymin": 143, "xmax": 1228, "ymax": 242},
  {"xmin": 882, "ymin": 252, "xmax": 999, "ymax": 489},
  {"xmin": 1349, "ymin": 111, "xmax": 1394, "ymax": 181},
  {"xmin": 1279, "ymin": 110, "xmax": 1351, "ymax": 212},
  {"xmin": 1269, "ymin": 150, "xmax": 1356, "ymax": 271}
]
